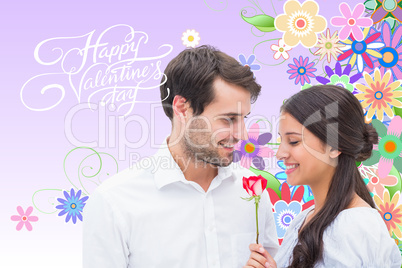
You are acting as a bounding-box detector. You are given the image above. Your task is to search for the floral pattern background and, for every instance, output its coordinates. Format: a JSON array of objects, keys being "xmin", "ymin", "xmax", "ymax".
[
  {"xmin": 240, "ymin": 0, "xmax": 402, "ymax": 259},
  {"xmin": 3, "ymin": 0, "xmax": 402, "ymax": 266}
]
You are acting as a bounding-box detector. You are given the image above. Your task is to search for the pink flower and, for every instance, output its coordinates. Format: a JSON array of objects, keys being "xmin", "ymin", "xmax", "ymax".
[
  {"xmin": 233, "ymin": 123, "xmax": 275, "ymax": 170},
  {"xmin": 330, "ymin": 2, "xmax": 373, "ymax": 41},
  {"xmin": 10, "ymin": 206, "xmax": 39, "ymax": 231},
  {"xmin": 361, "ymin": 166, "xmax": 398, "ymax": 197},
  {"xmin": 243, "ymin": 175, "xmax": 267, "ymax": 196}
]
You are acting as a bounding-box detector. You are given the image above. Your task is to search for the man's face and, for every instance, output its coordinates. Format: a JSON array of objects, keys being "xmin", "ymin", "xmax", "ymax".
[{"xmin": 183, "ymin": 78, "xmax": 251, "ymax": 167}]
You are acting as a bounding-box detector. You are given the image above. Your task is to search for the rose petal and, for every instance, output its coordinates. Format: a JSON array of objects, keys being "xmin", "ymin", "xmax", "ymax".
[{"xmin": 251, "ymin": 179, "xmax": 263, "ymax": 195}]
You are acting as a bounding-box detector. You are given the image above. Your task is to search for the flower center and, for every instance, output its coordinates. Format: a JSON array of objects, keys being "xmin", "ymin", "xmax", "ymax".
[
  {"xmin": 371, "ymin": 176, "xmax": 379, "ymax": 185},
  {"xmin": 385, "ymin": 140, "xmax": 397, "ymax": 153},
  {"xmin": 70, "ymin": 203, "xmax": 76, "ymax": 209},
  {"xmin": 298, "ymin": 67, "xmax": 306, "ymax": 75},
  {"xmin": 335, "ymin": 82, "xmax": 345, "ymax": 87},
  {"xmin": 383, "ymin": 0, "xmax": 397, "ymax": 12},
  {"xmin": 379, "ymin": 47, "xmax": 399, "ymax": 67},
  {"xmin": 352, "ymin": 41, "xmax": 367, "ymax": 54},
  {"xmin": 283, "ymin": 214, "xmax": 293, "ymax": 225},
  {"xmin": 383, "ymin": 52, "xmax": 394, "ymax": 63},
  {"xmin": 325, "ymin": 42, "xmax": 333, "ymax": 49},
  {"xmin": 188, "ymin": 35, "xmax": 194, "ymax": 42},
  {"xmin": 384, "ymin": 212, "xmax": 393, "ymax": 221},
  {"xmin": 22, "ymin": 216, "xmax": 27, "ymax": 221},
  {"xmin": 245, "ymin": 143, "xmax": 255, "ymax": 153},
  {"xmin": 279, "ymin": 47, "xmax": 284, "ymax": 52},
  {"xmin": 295, "ymin": 18, "xmax": 306, "ymax": 29},
  {"xmin": 348, "ymin": 18, "xmax": 356, "ymax": 26},
  {"xmin": 375, "ymin": 91, "xmax": 383, "ymax": 100}
]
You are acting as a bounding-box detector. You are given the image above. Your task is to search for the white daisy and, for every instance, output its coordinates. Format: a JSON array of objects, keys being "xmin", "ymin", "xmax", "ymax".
[
  {"xmin": 181, "ymin": 29, "xmax": 200, "ymax": 48},
  {"xmin": 270, "ymin": 39, "xmax": 292, "ymax": 60}
]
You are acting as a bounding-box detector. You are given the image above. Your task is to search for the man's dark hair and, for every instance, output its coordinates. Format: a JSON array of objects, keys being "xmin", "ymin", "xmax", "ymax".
[{"xmin": 160, "ymin": 45, "xmax": 261, "ymax": 120}]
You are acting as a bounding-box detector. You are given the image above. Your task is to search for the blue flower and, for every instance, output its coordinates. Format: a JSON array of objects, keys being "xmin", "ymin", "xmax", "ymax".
[
  {"xmin": 56, "ymin": 188, "xmax": 89, "ymax": 224},
  {"xmin": 273, "ymin": 200, "xmax": 302, "ymax": 238},
  {"xmin": 238, "ymin": 54, "xmax": 261, "ymax": 72}
]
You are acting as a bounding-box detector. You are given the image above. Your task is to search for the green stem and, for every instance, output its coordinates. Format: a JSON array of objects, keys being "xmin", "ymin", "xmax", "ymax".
[{"xmin": 255, "ymin": 196, "xmax": 260, "ymax": 244}]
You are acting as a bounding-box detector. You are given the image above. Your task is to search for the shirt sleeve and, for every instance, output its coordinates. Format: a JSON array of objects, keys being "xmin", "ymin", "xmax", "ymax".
[
  {"xmin": 261, "ymin": 191, "xmax": 280, "ymax": 257},
  {"xmin": 83, "ymin": 189, "xmax": 130, "ymax": 268},
  {"xmin": 322, "ymin": 210, "xmax": 402, "ymax": 268}
]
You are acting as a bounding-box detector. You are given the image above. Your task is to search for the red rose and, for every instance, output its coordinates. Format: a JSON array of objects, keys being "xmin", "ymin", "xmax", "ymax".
[{"xmin": 243, "ymin": 175, "xmax": 267, "ymax": 196}]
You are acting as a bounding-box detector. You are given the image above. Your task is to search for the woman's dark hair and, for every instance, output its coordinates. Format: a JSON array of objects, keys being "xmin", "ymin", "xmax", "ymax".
[
  {"xmin": 160, "ymin": 45, "xmax": 261, "ymax": 120},
  {"xmin": 281, "ymin": 85, "xmax": 378, "ymax": 268}
]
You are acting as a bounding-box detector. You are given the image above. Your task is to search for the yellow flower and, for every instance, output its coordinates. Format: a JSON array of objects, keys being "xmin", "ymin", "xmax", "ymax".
[
  {"xmin": 274, "ymin": 0, "xmax": 327, "ymax": 48},
  {"xmin": 374, "ymin": 190, "xmax": 402, "ymax": 239},
  {"xmin": 355, "ymin": 68, "xmax": 402, "ymax": 121}
]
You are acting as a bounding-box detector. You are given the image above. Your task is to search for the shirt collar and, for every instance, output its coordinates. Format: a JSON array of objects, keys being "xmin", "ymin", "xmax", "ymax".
[{"xmin": 153, "ymin": 138, "xmax": 235, "ymax": 190}]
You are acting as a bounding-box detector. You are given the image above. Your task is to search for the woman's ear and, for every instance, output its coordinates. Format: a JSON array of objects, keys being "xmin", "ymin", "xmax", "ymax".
[{"xmin": 329, "ymin": 147, "xmax": 341, "ymax": 159}]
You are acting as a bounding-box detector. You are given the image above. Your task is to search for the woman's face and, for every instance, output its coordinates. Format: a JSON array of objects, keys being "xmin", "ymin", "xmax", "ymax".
[{"xmin": 277, "ymin": 112, "xmax": 337, "ymax": 188}]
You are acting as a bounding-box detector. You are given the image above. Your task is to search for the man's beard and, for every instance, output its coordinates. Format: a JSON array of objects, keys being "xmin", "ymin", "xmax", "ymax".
[{"xmin": 182, "ymin": 133, "xmax": 233, "ymax": 167}]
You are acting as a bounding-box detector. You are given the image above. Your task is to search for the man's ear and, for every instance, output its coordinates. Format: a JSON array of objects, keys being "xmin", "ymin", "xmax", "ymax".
[
  {"xmin": 329, "ymin": 147, "xmax": 341, "ymax": 159},
  {"xmin": 172, "ymin": 95, "xmax": 190, "ymax": 121}
]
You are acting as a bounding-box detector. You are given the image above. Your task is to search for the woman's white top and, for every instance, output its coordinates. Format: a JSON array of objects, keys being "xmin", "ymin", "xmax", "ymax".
[{"xmin": 275, "ymin": 207, "xmax": 402, "ymax": 268}]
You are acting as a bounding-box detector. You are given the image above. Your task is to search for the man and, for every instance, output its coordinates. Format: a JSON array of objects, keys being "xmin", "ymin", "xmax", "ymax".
[{"xmin": 83, "ymin": 45, "xmax": 278, "ymax": 267}]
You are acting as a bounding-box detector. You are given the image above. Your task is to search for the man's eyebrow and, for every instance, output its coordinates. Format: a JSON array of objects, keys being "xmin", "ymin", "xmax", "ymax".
[{"xmin": 217, "ymin": 112, "xmax": 251, "ymax": 117}]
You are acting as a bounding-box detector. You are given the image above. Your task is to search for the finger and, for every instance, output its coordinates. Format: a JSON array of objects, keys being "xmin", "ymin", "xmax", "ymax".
[
  {"xmin": 245, "ymin": 257, "xmax": 267, "ymax": 268},
  {"xmin": 255, "ymin": 246, "xmax": 276, "ymax": 268},
  {"xmin": 249, "ymin": 252, "xmax": 268, "ymax": 266},
  {"xmin": 249, "ymin": 243, "xmax": 263, "ymax": 252}
]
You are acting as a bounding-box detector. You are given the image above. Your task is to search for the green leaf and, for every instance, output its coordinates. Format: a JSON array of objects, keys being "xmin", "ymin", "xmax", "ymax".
[
  {"xmin": 385, "ymin": 164, "xmax": 402, "ymax": 199},
  {"xmin": 249, "ymin": 167, "xmax": 281, "ymax": 198},
  {"xmin": 371, "ymin": 119, "xmax": 387, "ymax": 138},
  {"xmin": 241, "ymin": 13, "xmax": 276, "ymax": 32}
]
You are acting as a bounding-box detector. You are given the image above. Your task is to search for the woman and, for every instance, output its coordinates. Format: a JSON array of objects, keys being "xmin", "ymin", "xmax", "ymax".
[{"xmin": 245, "ymin": 85, "xmax": 401, "ymax": 268}]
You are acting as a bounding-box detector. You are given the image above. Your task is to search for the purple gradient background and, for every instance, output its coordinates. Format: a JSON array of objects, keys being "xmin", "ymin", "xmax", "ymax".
[{"xmin": 1, "ymin": 0, "xmax": 363, "ymax": 267}]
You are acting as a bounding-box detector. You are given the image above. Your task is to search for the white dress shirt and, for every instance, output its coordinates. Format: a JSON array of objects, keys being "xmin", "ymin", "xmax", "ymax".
[
  {"xmin": 275, "ymin": 207, "xmax": 402, "ymax": 267},
  {"xmin": 83, "ymin": 140, "xmax": 279, "ymax": 268}
]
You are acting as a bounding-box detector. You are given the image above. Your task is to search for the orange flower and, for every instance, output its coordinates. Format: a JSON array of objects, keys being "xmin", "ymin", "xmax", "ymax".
[{"xmin": 374, "ymin": 190, "xmax": 402, "ymax": 239}]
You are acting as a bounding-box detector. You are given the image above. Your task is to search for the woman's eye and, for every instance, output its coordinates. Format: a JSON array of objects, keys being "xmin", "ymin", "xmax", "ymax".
[{"xmin": 289, "ymin": 141, "xmax": 299, "ymax": 145}]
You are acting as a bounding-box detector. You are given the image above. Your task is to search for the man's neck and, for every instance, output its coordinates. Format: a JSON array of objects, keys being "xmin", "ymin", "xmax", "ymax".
[{"xmin": 168, "ymin": 137, "xmax": 218, "ymax": 192}]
